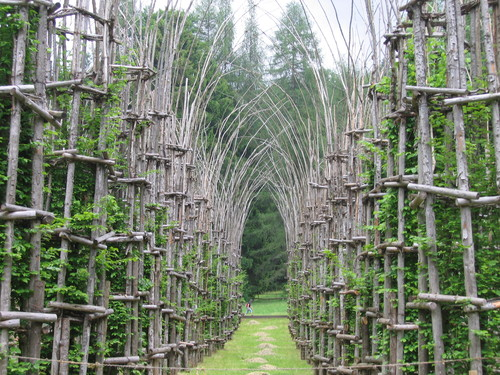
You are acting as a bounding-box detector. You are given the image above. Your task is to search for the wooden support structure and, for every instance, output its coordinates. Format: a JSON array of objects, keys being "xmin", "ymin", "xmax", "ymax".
[
  {"xmin": 0, "ymin": 1, "xmax": 498, "ymax": 375},
  {"xmin": 287, "ymin": 1, "xmax": 499, "ymax": 375}
]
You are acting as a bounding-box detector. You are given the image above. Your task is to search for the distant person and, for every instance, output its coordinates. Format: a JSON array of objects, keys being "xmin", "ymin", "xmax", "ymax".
[{"xmin": 245, "ymin": 301, "xmax": 253, "ymax": 314}]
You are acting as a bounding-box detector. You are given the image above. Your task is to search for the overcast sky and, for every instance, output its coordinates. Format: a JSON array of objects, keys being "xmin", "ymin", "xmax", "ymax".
[
  {"xmin": 156, "ymin": 0, "xmax": 388, "ymax": 69},
  {"xmin": 240, "ymin": 0, "xmax": 372, "ymax": 68}
]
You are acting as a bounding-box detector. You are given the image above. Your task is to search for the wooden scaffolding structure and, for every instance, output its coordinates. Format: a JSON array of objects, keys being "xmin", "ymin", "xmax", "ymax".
[
  {"xmin": 287, "ymin": 1, "xmax": 500, "ymax": 374},
  {"xmin": 0, "ymin": 0, "xmax": 499, "ymax": 375},
  {"xmin": 0, "ymin": 1, "xmax": 241, "ymax": 374}
]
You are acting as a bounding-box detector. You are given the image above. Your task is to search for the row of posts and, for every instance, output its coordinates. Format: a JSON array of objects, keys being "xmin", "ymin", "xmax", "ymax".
[
  {"xmin": 287, "ymin": 1, "xmax": 499, "ymax": 374},
  {"xmin": 0, "ymin": 1, "xmax": 242, "ymax": 374}
]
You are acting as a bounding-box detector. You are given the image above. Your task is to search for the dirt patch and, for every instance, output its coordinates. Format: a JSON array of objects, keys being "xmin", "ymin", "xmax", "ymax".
[
  {"xmin": 261, "ymin": 325, "xmax": 278, "ymax": 330},
  {"xmin": 246, "ymin": 372, "xmax": 270, "ymax": 375},
  {"xmin": 257, "ymin": 343, "xmax": 277, "ymax": 349},
  {"xmin": 247, "ymin": 320, "xmax": 261, "ymax": 325},
  {"xmin": 256, "ymin": 348, "xmax": 275, "ymax": 356},
  {"xmin": 257, "ymin": 336, "xmax": 276, "ymax": 342},
  {"xmin": 253, "ymin": 331, "xmax": 269, "ymax": 337},
  {"xmin": 259, "ymin": 364, "xmax": 278, "ymax": 370},
  {"xmin": 245, "ymin": 357, "xmax": 267, "ymax": 363}
]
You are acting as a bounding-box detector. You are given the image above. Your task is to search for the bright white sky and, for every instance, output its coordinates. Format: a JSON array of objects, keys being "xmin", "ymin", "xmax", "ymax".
[
  {"xmin": 237, "ymin": 0, "xmax": 372, "ymax": 68},
  {"xmin": 153, "ymin": 0, "xmax": 389, "ymax": 69}
]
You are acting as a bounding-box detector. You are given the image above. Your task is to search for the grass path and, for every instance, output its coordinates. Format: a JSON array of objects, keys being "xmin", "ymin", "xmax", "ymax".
[
  {"xmin": 181, "ymin": 318, "xmax": 312, "ymax": 375},
  {"xmin": 245, "ymin": 291, "xmax": 287, "ymax": 316},
  {"xmin": 248, "ymin": 299, "xmax": 287, "ymax": 316}
]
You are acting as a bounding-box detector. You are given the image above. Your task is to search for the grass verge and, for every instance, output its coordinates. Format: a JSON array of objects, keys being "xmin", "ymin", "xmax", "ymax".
[
  {"xmin": 254, "ymin": 290, "xmax": 287, "ymax": 299},
  {"xmin": 248, "ymin": 299, "xmax": 287, "ymax": 316},
  {"xmin": 180, "ymin": 318, "xmax": 312, "ymax": 375},
  {"xmin": 243, "ymin": 290, "xmax": 288, "ymax": 316}
]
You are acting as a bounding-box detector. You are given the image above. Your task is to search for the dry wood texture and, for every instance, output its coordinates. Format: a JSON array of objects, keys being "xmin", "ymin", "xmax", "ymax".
[
  {"xmin": 0, "ymin": 1, "xmax": 242, "ymax": 374},
  {"xmin": 0, "ymin": 1, "xmax": 498, "ymax": 375},
  {"xmin": 287, "ymin": 1, "xmax": 499, "ymax": 375}
]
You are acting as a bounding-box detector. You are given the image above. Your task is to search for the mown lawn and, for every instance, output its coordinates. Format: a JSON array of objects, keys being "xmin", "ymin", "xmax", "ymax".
[
  {"xmin": 180, "ymin": 318, "xmax": 312, "ymax": 375},
  {"xmin": 248, "ymin": 299, "xmax": 287, "ymax": 316},
  {"xmin": 254, "ymin": 290, "xmax": 287, "ymax": 299},
  {"xmin": 244, "ymin": 290, "xmax": 288, "ymax": 316}
]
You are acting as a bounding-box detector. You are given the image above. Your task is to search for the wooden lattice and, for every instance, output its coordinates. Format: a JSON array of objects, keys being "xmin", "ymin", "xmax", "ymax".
[
  {"xmin": 1, "ymin": 1, "xmax": 499, "ymax": 375},
  {"xmin": 0, "ymin": 1, "xmax": 241, "ymax": 374},
  {"xmin": 287, "ymin": 1, "xmax": 500, "ymax": 375}
]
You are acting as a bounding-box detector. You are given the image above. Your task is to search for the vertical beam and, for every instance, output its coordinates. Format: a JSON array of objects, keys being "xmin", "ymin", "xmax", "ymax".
[
  {"xmin": 52, "ymin": 2, "xmax": 85, "ymax": 373},
  {"xmin": 395, "ymin": 33, "xmax": 408, "ymax": 375},
  {"xmin": 480, "ymin": 0, "xmax": 500, "ymax": 190},
  {"xmin": 0, "ymin": 6, "xmax": 28, "ymax": 375},
  {"xmin": 23, "ymin": 4, "xmax": 48, "ymax": 374},
  {"xmin": 447, "ymin": 0, "xmax": 483, "ymax": 373},
  {"xmin": 412, "ymin": 4, "xmax": 445, "ymax": 374}
]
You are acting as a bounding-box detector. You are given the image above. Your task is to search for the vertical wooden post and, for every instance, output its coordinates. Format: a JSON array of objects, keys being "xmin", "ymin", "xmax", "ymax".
[
  {"xmin": 22, "ymin": 4, "xmax": 48, "ymax": 374},
  {"xmin": 52, "ymin": 317, "xmax": 71, "ymax": 375},
  {"xmin": 0, "ymin": 6, "xmax": 28, "ymax": 375},
  {"xmin": 479, "ymin": 0, "xmax": 500, "ymax": 190},
  {"xmin": 52, "ymin": 3, "xmax": 86, "ymax": 373},
  {"xmin": 95, "ymin": 281, "xmax": 110, "ymax": 375},
  {"xmin": 412, "ymin": 4, "xmax": 445, "ymax": 374},
  {"xmin": 395, "ymin": 41, "xmax": 408, "ymax": 375},
  {"xmin": 447, "ymin": 0, "xmax": 483, "ymax": 372}
]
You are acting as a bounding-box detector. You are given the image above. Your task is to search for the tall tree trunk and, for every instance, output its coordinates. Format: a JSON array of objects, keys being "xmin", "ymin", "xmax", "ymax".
[
  {"xmin": 22, "ymin": 5, "xmax": 49, "ymax": 373},
  {"xmin": 413, "ymin": 4, "xmax": 446, "ymax": 374},
  {"xmin": 0, "ymin": 6, "xmax": 29, "ymax": 375}
]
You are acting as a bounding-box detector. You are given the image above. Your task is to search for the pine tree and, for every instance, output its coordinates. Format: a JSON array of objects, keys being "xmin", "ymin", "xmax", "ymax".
[
  {"xmin": 216, "ymin": 0, "xmax": 234, "ymax": 72},
  {"xmin": 235, "ymin": 0, "xmax": 264, "ymax": 95},
  {"xmin": 193, "ymin": 0, "xmax": 234, "ymax": 71},
  {"xmin": 193, "ymin": 0, "xmax": 218, "ymax": 43},
  {"xmin": 270, "ymin": 1, "xmax": 320, "ymax": 90}
]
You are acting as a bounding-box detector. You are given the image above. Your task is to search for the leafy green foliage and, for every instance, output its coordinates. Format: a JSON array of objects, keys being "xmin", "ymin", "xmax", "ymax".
[
  {"xmin": 241, "ymin": 192, "xmax": 287, "ymax": 298},
  {"xmin": 270, "ymin": 1, "xmax": 319, "ymax": 90}
]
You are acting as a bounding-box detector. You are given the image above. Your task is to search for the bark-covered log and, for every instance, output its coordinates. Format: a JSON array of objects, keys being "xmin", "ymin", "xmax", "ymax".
[
  {"xmin": 10, "ymin": 87, "xmax": 60, "ymax": 128},
  {"xmin": 0, "ymin": 319, "xmax": 20, "ymax": 329},
  {"xmin": 456, "ymin": 196, "xmax": 500, "ymax": 206},
  {"xmin": 0, "ymin": 311, "xmax": 57, "ymax": 322},
  {"xmin": 103, "ymin": 356, "xmax": 140, "ymax": 364},
  {"xmin": 406, "ymin": 183, "xmax": 479, "ymax": 199},
  {"xmin": 47, "ymin": 302, "xmax": 106, "ymax": 314},
  {"xmin": 418, "ymin": 293, "xmax": 487, "ymax": 306},
  {"xmin": 0, "ymin": 79, "xmax": 82, "ymax": 94},
  {"xmin": 406, "ymin": 85, "xmax": 468, "ymax": 95}
]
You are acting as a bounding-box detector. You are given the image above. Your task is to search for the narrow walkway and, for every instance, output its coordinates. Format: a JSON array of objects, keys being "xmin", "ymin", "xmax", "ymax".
[{"xmin": 182, "ymin": 318, "xmax": 312, "ymax": 375}]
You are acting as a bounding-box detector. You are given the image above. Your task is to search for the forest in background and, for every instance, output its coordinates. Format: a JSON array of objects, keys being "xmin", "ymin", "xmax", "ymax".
[{"xmin": 0, "ymin": 0, "xmax": 499, "ymax": 373}]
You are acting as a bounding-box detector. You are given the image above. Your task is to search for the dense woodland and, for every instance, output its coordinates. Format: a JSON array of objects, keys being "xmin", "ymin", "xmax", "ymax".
[{"xmin": 0, "ymin": 0, "xmax": 499, "ymax": 374}]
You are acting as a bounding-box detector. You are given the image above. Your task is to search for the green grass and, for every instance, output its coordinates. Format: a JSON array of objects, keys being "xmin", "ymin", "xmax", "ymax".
[
  {"xmin": 243, "ymin": 290, "xmax": 288, "ymax": 316},
  {"xmin": 248, "ymin": 299, "xmax": 287, "ymax": 316},
  {"xmin": 181, "ymin": 318, "xmax": 312, "ymax": 375},
  {"xmin": 254, "ymin": 290, "xmax": 287, "ymax": 299}
]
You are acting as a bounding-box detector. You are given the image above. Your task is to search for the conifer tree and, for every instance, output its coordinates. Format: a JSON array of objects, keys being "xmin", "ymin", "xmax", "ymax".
[
  {"xmin": 235, "ymin": 0, "xmax": 264, "ymax": 95},
  {"xmin": 193, "ymin": 0, "xmax": 218, "ymax": 43},
  {"xmin": 193, "ymin": 0, "xmax": 234, "ymax": 71},
  {"xmin": 270, "ymin": 1, "xmax": 320, "ymax": 90},
  {"xmin": 216, "ymin": 0, "xmax": 234, "ymax": 72}
]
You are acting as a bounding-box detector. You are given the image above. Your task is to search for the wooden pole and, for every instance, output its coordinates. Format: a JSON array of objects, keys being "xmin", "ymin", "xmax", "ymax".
[
  {"xmin": 79, "ymin": 1, "xmax": 114, "ymax": 373},
  {"xmin": 446, "ymin": 1, "xmax": 483, "ymax": 372},
  {"xmin": 412, "ymin": 3, "xmax": 446, "ymax": 374},
  {"xmin": 0, "ymin": 6, "xmax": 28, "ymax": 375},
  {"xmin": 479, "ymin": 0, "xmax": 500, "ymax": 191},
  {"xmin": 52, "ymin": 2, "xmax": 87, "ymax": 371},
  {"xmin": 395, "ymin": 38, "xmax": 408, "ymax": 375},
  {"xmin": 22, "ymin": 5, "xmax": 49, "ymax": 374}
]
